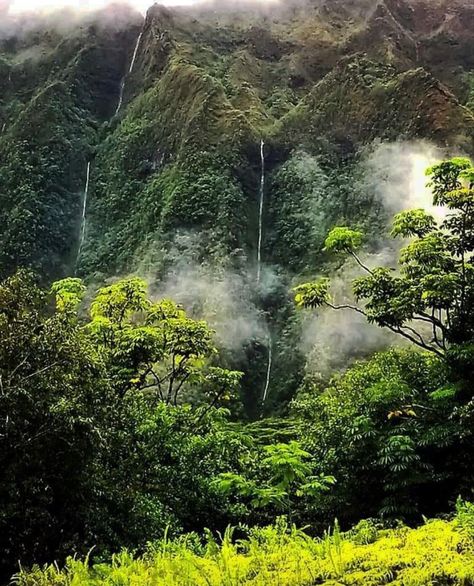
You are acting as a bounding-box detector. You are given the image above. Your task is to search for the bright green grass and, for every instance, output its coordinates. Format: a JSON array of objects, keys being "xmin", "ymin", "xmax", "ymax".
[{"xmin": 13, "ymin": 513, "xmax": 474, "ymax": 585}]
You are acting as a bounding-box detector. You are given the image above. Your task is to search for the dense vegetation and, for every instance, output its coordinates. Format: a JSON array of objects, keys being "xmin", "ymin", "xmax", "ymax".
[
  {"xmin": 1, "ymin": 0, "xmax": 474, "ymax": 583},
  {"xmin": 1, "ymin": 157, "xmax": 473, "ymax": 583},
  {"xmin": 13, "ymin": 502, "xmax": 474, "ymax": 585}
]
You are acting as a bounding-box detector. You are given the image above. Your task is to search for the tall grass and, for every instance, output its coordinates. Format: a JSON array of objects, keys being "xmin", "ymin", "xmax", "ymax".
[{"xmin": 13, "ymin": 510, "xmax": 474, "ymax": 585}]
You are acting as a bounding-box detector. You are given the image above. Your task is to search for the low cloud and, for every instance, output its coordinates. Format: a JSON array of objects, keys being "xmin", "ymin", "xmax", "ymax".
[
  {"xmin": 301, "ymin": 140, "xmax": 445, "ymax": 378},
  {"xmin": 149, "ymin": 231, "xmax": 279, "ymax": 355}
]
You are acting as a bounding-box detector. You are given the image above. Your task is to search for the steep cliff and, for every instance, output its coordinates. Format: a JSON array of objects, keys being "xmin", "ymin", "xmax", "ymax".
[{"xmin": 0, "ymin": 0, "xmax": 473, "ymax": 413}]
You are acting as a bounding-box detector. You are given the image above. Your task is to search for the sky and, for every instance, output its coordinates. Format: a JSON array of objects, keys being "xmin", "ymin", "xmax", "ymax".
[{"xmin": 6, "ymin": 0, "xmax": 196, "ymax": 15}]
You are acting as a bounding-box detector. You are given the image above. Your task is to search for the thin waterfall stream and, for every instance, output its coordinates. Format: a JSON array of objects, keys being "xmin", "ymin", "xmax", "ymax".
[
  {"xmin": 255, "ymin": 139, "xmax": 273, "ymax": 409},
  {"xmin": 115, "ymin": 79, "xmax": 125, "ymax": 116},
  {"xmin": 115, "ymin": 30, "xmax": 143, "ymax": 116},
  {"xmin": 262, "ymin": 334, "xmax": 272, "ymax": 407},
  {"xmin": 76, "ymin": 161, "xmax": 91, "ymax": 267},
  {"xmin": 257, "ymin": 139, "xmax": 265, "ymax": 284},
  {"xmin": 129, "ymin": 31, "xmax": 143, "ymax": 74}
]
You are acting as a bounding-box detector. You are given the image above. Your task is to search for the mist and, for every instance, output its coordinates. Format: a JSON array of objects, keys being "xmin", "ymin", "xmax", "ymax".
[
  {"xmin": 301, "ymin": 140, "xmax": 444, "ymax": 379},
  {"xmin": 4, "ymin": 0, "xmax": 181, "ymax": 16},
  {"xmin": 0, "ymin": 2, "xmax": 142, "ymax": 38},
  {"xmin": 3, "ymin": 0, "xmax": 282, "ymax": 17},
  {"xmin": 0, "ymin": 0, "xmax": 284, "ymax": 40},
  {"xmin": 148, "ymin": 232, "xmax": 280, "ymax": 356},
  {"xmin": 147, "ymin": 142, "xmax": 446, "ymax": 381},
  {"xmin": 363, "ymin": 140, "xmax": 446, "ymax": 221}
]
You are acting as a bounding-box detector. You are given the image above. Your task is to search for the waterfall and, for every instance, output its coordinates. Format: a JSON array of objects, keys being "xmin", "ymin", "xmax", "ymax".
[
  {"xmin": 76, "ymin": 161, "xmax": 91, "ymax": 266},
  {"xmin": 256, "ymin": 139, "xmax": 271, "ymax": 410},
  {"xmin": 257, "ymin": 139, "xmax": 265, "ymax": 284},
  {"xmin": 129, "ymin": 31, "xmax": 143, "ymax": 74},
  {"xmin": 115, "ymin": 79, "xmax": 125, "ymax": 116},
  {"xmin": 115, "ymin": 30, "xmax": 143, "ymax": 116},
  {"xmin": 262, "ymin": 336, "xmax": 272, "ymax": 406}
]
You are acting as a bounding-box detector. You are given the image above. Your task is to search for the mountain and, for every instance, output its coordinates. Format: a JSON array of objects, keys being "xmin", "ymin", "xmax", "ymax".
[{"xmin": 0, "ymin": 0, "xmax": 473, "ymax": 414}]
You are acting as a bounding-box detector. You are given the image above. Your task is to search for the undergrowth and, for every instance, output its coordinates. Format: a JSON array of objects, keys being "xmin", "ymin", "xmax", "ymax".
[{"xmin": 14, "ymin": 503, "xmax": 474, "ymax": 585}]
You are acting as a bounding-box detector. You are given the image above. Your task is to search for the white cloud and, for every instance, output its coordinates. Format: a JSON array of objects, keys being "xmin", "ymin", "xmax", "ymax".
[{"xmin": 6, "ymin": 0, "xmax": 278, "ymax": 16}]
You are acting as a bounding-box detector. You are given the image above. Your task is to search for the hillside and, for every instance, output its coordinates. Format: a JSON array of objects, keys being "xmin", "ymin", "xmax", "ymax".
[
  {"xmin": 1, "ymin": 2, "xmax": 474, "ymax": 581},
  {"xmin": 0, "ymin": 0, "xmax": 473, "ymax": 412}
]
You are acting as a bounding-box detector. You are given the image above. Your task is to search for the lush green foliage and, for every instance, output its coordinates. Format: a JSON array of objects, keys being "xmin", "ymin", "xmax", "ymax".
[
  {"xmin": 293, "ymin": 348, "xmax": 474, "ymax": 523},
  {"xmin": 292, "ymin": 158, "xmax": 474, "ymax": 523},
  {"xmin": 2, "ymin": 9, "xmax": 474, "ymax": 584},
  {"xmin": 14, "ymin": 504, "xmax": 474, "ymax": 585},
  {"xmin": 295, "ymin": 157, "xmax": 474, "ymax": 357},
  {"xmin": 0, "ymin": 271, "xmax": 104, "ymax": 576},
  {"xmin": 0, "ymin": 83, "xmax": 93, "ymax": 280},
  {"xmin": 0, "ymin": 26, "xmax": 128, "ymax": 280},
  {"xmin": 0, "ymin": 272, "xmax": 246, "ymax": 579},
  {"xmin": 214, "ymin": 440, "xmax": 335, "ymax": 516}
]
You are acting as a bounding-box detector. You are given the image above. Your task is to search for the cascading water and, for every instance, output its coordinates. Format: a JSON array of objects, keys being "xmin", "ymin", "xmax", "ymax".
[
  {"xmin": 262, "ymin": 334, "xmax": 273, "ymax": 406},
  {"xmin": 257, "ymin": 139, "xmax": 265, "ymax": 284},
  {"xmin": 129, "ymin": 31, "xmax": 143, "ymax": 74},
  {"xmin": 115, "ymin": 30, "xmax": 143, "ymax": 116},
  {"xmin": 255, "ymin": 139, "xmax": 273, "ymax": 410},
  {"xmin": 115, "ymin": 79, "xmax": 125, "ymax": 116},
  {"xmin": 76, "ymin": 161, "xmax": 91, "ymax": 267}
]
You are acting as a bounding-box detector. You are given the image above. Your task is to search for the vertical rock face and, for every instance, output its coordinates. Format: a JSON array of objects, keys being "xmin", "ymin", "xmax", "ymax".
[
  {"xmin": 0, "ymin": 5, "xmax": 143, "ymax": 280},
  {"xmin": 0, "ymin": 0, "xmax": 472, "ymax": 408},
  {"xmin": 0, "ymin": 0, "xmax": 472, "ymax": 269}
]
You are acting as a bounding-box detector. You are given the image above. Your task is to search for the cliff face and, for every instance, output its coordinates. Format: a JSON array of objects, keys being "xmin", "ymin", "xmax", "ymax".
[
  {"xmin": 74, "ymin": 0, "xmax": 474, "ymax": 278},
  {"xmin": 0, "ymin": 0, "xmax": 473, "ymax": 411}
]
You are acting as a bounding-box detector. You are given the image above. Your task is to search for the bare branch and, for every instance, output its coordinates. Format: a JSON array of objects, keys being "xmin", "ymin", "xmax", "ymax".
[
  {"xmin": 325, "ymin": 302, "xmax": 367, "ymax": 317},
  {"xmin": 18, "ymin": 362, "xmax": 60, "ymax": 384},
  {"xmin": 385, "ymin": 324, "xmax": 444, "ymax": 358},
  {"xmin": 8, "ymin": 354, "xmax": 30, "ymax": 382},
  {"xmin": 350, "ymin": 251, "xmax": 375, "ymax": 275},
  {"xmin": 322, "ymin": 300, "xmax": 445, "ymax": 357}
]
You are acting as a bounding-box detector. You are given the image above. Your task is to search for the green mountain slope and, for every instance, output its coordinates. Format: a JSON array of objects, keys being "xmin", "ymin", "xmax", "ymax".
[{"xmin": 0, "ymin": 0, "xmax": 473, "ymax": 411}]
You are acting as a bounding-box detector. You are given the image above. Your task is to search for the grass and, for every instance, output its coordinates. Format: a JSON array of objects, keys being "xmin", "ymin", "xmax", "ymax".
[{"xmin": 13, "ymin": 506, "xmax": 474, "ymax": 585}]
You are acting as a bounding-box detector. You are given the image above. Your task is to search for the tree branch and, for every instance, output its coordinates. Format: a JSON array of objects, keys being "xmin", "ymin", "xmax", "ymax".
[
  {"xmin": 171, "ymin": 372, "xmax": 190, "ymax": 406},
  {"xmin": 166, "ymin": 355, "xmax": 176, "ymax": 404},
  {"xmin": 18, "ymin": 362, "xmax": 60, "ymax": 384},
  {"xmin": 196, "ymin": 385, "xmax": 227, "ymax": 424},
  {"xmin": 323, "ymin": 301, "xmax": 445, "ymax": 357},
  {"xmin": 385, "ymin": 324, "xmax": 444, "ymax": 358},
  {"xmin": 350, "ymin": 251, "xmax": 375, "ymax": 275},
  {"xmin": 325, "ymin": 302, "xmax": 367, "ymax": 317}
]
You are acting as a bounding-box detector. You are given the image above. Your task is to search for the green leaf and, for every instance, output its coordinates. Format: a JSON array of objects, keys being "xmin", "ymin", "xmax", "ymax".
[{"xmin": 324, "ymin": 227, "xmax": 364, "ymax": 253}]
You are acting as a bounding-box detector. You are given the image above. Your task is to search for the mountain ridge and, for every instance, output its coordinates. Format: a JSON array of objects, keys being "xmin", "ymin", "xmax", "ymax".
[{"xmin": 0, "ymin": 0, "xmax": 473, "ymax": 411}]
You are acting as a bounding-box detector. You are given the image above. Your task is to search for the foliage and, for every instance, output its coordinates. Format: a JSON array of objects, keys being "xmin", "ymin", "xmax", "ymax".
[
  {"xmin": 294, "ymin": 278, "xmax": 330, "ymax": 309},
  {"xmin": 267, "ymin": 152, "xmax": 383, "ymax": 274},
  {"xmin": 2, "ymin": 15, "xmax": 474, "ymax": 586},
  {"xmin": 81, "ymin": 276, "xmax": 242, "ymax": 406},
  {"xmin": 14, "ymin": 508, "xmax": 474, "ymax": 585},
  {"xmin": 214, "ymin": 441, "xmax": 335, "ymax": 515},
  {"xmin": 324, "ymin": 226, "xmax": 364, "ymax": 253},
  {"xmin": 295, "ymin": 157, "xmax": 474, "ymax": 358},
  {"xmin": 0, "ymin": 82, "xmax": 94, "ymax": 281},
  {"xmin": 293, "ymin": 348, "xmax": 474, "ymax": 522},
  {"xmin": 266, "ymin": 152, "xmax": 331, "ymax": 272},
  {"xmin": 79, "ymin": 57, "xmax": 252, "ymax": 276},
  {"xmin": 0, "ymin": 272, "xmax": 246, "ymax": 580},
  {"xmin": 0, "ymin": 271, "xmax": 106, "ymax": 578}
]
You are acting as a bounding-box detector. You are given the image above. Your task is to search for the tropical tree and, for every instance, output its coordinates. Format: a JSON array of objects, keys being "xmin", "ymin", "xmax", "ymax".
[
  {"xmin": 53, "ymin": 276, "xmax": 242, "ymax": 407},
  {"xmin": 0, "ymin": 271, "xmax": 106, "ymax": 580},
  {"xmin": 292, "ymin": 348, "xmax": 464, "ymax": 522},
  {"xmin": 214, "ymin": 440, "xmax": 335, "ymax": 518},
  {"xmin": 0, "ymin": 272, "xmax": 243, "ymax": 579},
  {"xmin": 294, "ymin": 157, "xmax": 474, "ymax": 359}
]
